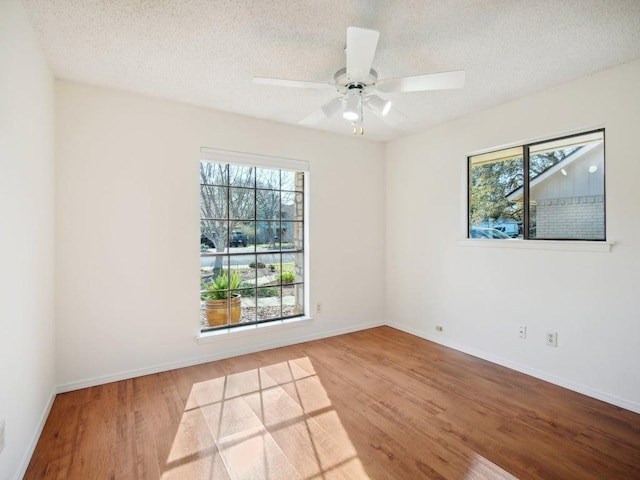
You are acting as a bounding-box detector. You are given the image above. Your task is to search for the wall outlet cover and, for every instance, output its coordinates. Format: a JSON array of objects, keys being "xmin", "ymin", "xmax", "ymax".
[{"xmin": 519, "ymin": 325, "xmax": 527, "ymax": 339}]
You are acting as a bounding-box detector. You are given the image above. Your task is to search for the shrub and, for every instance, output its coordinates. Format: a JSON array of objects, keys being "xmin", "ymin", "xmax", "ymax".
[
  {"xmin": 249, "ymin": 261, "xmax": 266, "ymax": 269},
  {"xmin": 237, "ymin": 282, "xmax": 279, "ymax": 297},
  {"xmin": 278, "ymin": 272, "xmax": 295, "ymax": 284},
  {"xmin": 258, "ymin": 286, "xmax": 279, "ymax": 297}
]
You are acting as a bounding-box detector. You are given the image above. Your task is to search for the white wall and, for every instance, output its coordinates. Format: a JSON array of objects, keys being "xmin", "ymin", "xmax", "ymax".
[
  {"xmin": 385, "ymin": 59, "xmax": 640, "ymax": 412},
  {"xmin": 55, "ymin": 81, "xmax": 386, "ymax": 388},
  {"xmin": 0, "ymin": 2, "xmax": 56, "ymax": 479}
]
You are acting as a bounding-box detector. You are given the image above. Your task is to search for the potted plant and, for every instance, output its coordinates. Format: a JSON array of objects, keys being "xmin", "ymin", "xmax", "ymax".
[{"xmin": 201, "ymin": 270, "xmax": 242, "ymax": 327}]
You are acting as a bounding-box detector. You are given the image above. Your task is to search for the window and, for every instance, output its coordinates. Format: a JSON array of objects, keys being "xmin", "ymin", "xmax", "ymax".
[
  {"xmin": 200, "ymin": 149, "xmax": 307, "ymax": 331},
  {"xmin": 468, "ymin": 130, "xmax": 605, "ymax": 241}
]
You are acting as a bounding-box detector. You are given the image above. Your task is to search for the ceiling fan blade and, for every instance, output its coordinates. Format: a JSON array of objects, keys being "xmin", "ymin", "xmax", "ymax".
[
  {"xmin": 299, "ymin": 98, "xmax": 342, "ymax": 125},
  {"xmin": 376, "ymin": 70, "xmax": 466, "ymax": 93},
  {"xmin": 346, "ymin": 27, "xmax": 380, "ymax": 83},
  {"xmin": 320, "ymin": 98, "xmax": 342, "ymax": 118},
  {"xmin": 384, "ymin": 106, "xmax": 409, "ymax": 127},
  {"xmin": 299, "ymin": 109, "xmax": 326, "ymax": 126},
  {"xmin": 365, "ymin": 102, "xmax": 408, "ymax": 127},
  {"xmin": 252, "ymin": 76, "xmax": 332, "ymax": 90}
]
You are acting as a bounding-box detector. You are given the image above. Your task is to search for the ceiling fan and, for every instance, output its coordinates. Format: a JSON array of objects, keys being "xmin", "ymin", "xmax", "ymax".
[{"xmin": 252, "ymin": 26, "xmax": 465, "ymax": 135}]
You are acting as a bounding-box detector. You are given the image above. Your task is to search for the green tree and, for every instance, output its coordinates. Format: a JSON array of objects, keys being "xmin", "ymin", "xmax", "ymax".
[{"xmin": 470, "ymin": 148, "xmax": 577, "ymax": 227}]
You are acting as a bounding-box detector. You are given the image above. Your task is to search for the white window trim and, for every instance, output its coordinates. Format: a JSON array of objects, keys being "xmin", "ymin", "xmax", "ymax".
[
  {"xmin": 196, "ymin": 315, "xmax": 314, "ymax": 344},
  {"xmin": 458, "ymin": 238, "xmax": 614, "ymax": 252},
  {"xmin": 201, "ymin": 147, "xmax": 310, "ymax": 172}
]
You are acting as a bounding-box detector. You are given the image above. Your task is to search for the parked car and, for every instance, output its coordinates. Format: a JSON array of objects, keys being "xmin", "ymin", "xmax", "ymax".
[
  {"xmin": 229, "ymin": 231, "xmax": 248, "ymax": 247},
  {"xmin": 493, "ymin": 223, "xmax": 520, "ymax": 238},
  {"xmin": 200, "ymin": 234, "xmax": 216, "ymax": 248},
  {"xmin": 470, "ymin": 227, "xmax": 511, "ymax": 239},
  {"xmin": 201, "ymin": 231, "xmax": 248, "ymax": 248}
]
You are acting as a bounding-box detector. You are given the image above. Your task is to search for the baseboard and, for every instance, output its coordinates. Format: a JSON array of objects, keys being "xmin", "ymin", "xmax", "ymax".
[
  {"xmin": 15, "ymin": 387, "xmax": 57, "ymax": 480},
  {"xmin": 387, "ymin": 321, "xmax": 640, "ymax": 415},
  {"xmin": 57, "ymin": 320, "xmax": 384, "ymax": 393}
]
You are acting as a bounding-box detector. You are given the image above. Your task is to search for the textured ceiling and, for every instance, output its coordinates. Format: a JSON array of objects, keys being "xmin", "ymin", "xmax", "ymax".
[{"xmin": 23, "ymin": 0, "xmax": 640, "ymax": 142}]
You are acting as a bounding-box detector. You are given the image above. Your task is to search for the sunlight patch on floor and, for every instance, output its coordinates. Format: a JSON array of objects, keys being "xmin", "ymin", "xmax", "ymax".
[
  {"xmin": 465, "ymin": 453, "xmax": 519, "ymax": 480},
  {"xmin": 163, "ymin": 357, "xmax": 370, "ymax": 479}
]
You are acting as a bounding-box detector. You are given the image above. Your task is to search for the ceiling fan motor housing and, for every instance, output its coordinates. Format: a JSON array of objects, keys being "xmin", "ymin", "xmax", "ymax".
[{"xmin": 334, "ymin": 67, "xmax": 378, "ymax": 90}]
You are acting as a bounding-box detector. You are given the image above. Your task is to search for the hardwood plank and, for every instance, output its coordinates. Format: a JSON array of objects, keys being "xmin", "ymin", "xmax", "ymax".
[{"xmin": 24, "ymin": 326, "xmax": 640, "ymax": 479}]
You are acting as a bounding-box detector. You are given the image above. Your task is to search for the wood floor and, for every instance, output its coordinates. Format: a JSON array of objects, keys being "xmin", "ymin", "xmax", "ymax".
[{"xmin": 25, "ymin": 327, "xmax": 640, "ymax": 479}]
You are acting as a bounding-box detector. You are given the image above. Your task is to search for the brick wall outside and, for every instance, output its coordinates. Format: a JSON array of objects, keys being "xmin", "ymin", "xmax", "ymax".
[{"xmin": 536, "ymin": 195, "xmax": 604, "ymax": 239}]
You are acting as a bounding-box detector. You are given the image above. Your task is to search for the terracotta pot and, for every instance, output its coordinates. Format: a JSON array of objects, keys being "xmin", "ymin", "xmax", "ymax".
[{"xmin": 205, "ymin": 294, "xmax": 241, "ymax": 327}]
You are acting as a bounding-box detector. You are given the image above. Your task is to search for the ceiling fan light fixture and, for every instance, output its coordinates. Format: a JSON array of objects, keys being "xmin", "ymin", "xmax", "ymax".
[
  {"xmin": 343, "ymin": 89, "xmax": 361, "ymax": 121},
  {"xmin": 321, "ymin": 99, "xmax": 341, "ymax": 118},
  {"xmin": 368, "ymin": 95, "xmax": 392, "ymax": 116}
]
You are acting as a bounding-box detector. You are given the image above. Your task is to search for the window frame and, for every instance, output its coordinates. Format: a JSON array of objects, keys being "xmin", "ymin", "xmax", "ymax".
[
  {"xmin": 199, "ymin": 148, "xmax": 310, "ymax": 333},
  {"xmin": 467, "ymin": 129, "xmax": 606, "ymax": 242}
]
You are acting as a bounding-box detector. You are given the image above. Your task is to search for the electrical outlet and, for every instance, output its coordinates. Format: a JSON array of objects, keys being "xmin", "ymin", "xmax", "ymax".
[
  {"xmin": 519, "ymin": 325, "xmax": 527, "ymax": 339},
  {"xmin": 0, "ymin": 418, "xmax": 5, "ymax": 454},
  {"xmin": 316, "ymin": 302, "xmax": 322, "ymax": 314},
  {"xmin": 435, "ymin": 325, "xmax": 443, "ymax": 332},
  {"xmin": 546, "ymin": 331, "xmax": 558, "ymax": 347}
]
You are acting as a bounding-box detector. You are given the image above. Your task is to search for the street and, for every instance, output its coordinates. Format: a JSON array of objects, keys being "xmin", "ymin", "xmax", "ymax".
[{"xmin": 200, "ymin": 245, "xmax": 296, "ymax": 268}]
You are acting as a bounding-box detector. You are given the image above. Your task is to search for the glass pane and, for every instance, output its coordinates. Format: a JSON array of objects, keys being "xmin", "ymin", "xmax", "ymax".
[
  {"xmin": 201, "ymin": 257, "xmax": 233, "ymax": 329},
  {"xmin": 238, "ymin": 292, "xmax": 257, "ymax": 324},
  {"xmin": 280, "ymin": 221, "xmax": 302, "ymax": 250},
  {"xmin": 228, "ymin": 221, "xmax": 255, "ymax": 250},
  {"xmin": 281, "ymin": 170, "xmax": 304, "ymax": 192},
  {"xmin": 257, "ymin": 189, "xmax": 280, "ymax": 220},
  {"xmin": 257, "ymin": 286, "xmax": 282, "ymax": 321},
  {"xmin": 280, "ymin": 191, "xmax": 303, "ymax": 222},
  {"xmin": 200, "ymin": 220, "xmax": 227, "ymax": 252},
  {"xmin": 469, "ymin": 148, "xmax": 524, "ymax": 239},
  {"xmin": 257, "ymin": 220, "xmax": 280, "ymax": 247},
  {"xmin": 232, "ymin": 253, "xmax": 257, "ymax": 325},
  {"xmin": 200, "ymin": 162, "xmax": 227, "ymax": 186},
  {"xmin": 229, "ymin": 164, "xmax": 254, "ymax": 187},
  {"xmin": 286, "ymin": 283, "xmax": 304, "ymax": 317},
  {"xmin": 256, "ymin": 167, "xmax": 280, "ymax": 189},
  {"xmin": 280, "ymin": 191, "xmax": 294, "ymax": 220},
  {"xmin": 281, "ymin": 170, "xmax": 295, "ymax": 191},
  {"xmin": 200, "ymin": 185, "xmax": 228, "ymax": 219},
  {"xmin": 277, "ymin": 256, "xmax": 294, "ymax": 286},
  {"xmin": 200, "ymin": 255, "xmax": 229, "ymax": 288},
  {"xmin": 256, "ymin": 253, "xmax": 280, "ymax": 282},
  {"xmin": 229, "ymin": 187, "xmax": 255, "ymax": 220},
  {"xmin": 232, "ymin": 253, "xmax": 254, "ymax": 274},
  {"xmin": 290, "ymin": 252, "xmax": 304, "ymax": 283},
  {"xmin": 528, "ymin": 131, "xmax": 605, "ymax": 240}
]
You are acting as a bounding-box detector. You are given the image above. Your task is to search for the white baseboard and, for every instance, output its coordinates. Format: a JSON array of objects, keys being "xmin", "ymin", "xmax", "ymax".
[
  {"xmin": 387, "ymin": 321, "xmax": 640, "ymax": 415},
  {"xmin": 57, "ymin": 319, "xmax": 640, "ymax": 414},
  {"xmin": 15, "ymin": 387, "xmax": 57, "ymax": 480},
  {"xmin": 57, "ymin": 320, "xmax": 384, "ymax": 393}
]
